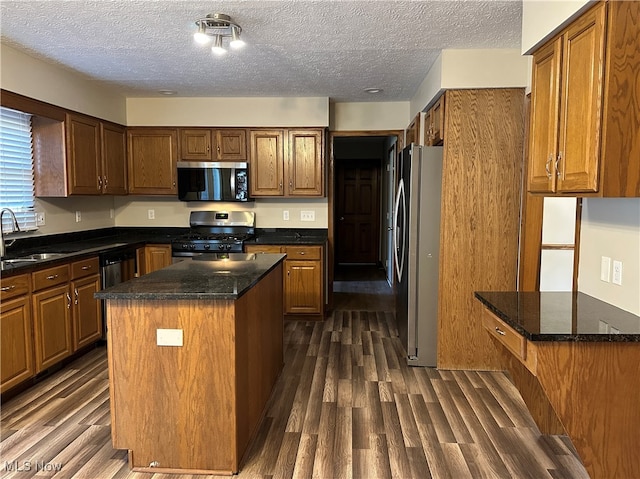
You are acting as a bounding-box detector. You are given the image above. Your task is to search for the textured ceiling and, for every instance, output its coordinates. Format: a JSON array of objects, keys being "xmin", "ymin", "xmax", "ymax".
[{"xmin": 0, "ymin": 0, "xmax": 523, "ymax": 102}]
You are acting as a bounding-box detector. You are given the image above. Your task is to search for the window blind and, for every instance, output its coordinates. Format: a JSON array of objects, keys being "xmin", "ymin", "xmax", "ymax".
[{"xmin": 0, "ymin": 106, "xmax": 37, "ymax": 231}]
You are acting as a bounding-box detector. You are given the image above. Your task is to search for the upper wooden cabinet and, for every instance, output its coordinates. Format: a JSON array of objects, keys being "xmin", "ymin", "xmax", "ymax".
[
  {"xmin": 100, "ymin": 122, "xmax": 128, "ymax": 195},
  {"xmin": 127, "ymin": 128, "xmax": 178, "ymax": 195},
  {"xmin": 424, "ymin": 95, "xmax": 445, "ymax": 146},
  {"xmin": 33, "ymin": 113, "xmax": 127, "ymax": 196},
  {"xmin": 179, "ymin": 128, "xmax": 248, "ymax": 162},
  {"xmin": 527, "ymin": 1, "xmax": 640, "ymax": 197},
  {"xmin": 250, "ymin": 128, "xmax": 324, "ymax": 197}
]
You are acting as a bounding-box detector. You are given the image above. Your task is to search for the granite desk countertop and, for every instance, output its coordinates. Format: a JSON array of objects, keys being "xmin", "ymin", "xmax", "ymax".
[
  {"xmin": 95, "ymin": 253, "xmax": 286, "ymax": 301},
  {"xmin": 475, "ymin": 291, "xmax": 640, "ymax": 342}
]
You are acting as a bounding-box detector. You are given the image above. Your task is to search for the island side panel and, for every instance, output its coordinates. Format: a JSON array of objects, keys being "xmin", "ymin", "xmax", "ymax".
[
  {"xmin": 234, "ymin": 263, "xmax": 284, "ymax": 463},
  {"xmin": 107, "ymin": 298, "xmax": 238, "ymax": 474},
  {"xmin": 535, "ymin": 342, "xmax": 640, "ymax": 479}
]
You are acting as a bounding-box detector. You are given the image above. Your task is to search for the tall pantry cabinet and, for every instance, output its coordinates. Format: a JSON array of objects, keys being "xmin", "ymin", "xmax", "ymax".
[{"xmin": 436, "ymin": 88, "xmax": 525, "ymax": 370}]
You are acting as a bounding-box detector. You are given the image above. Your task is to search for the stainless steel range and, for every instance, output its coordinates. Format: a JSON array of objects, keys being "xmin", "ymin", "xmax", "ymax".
[{"xmin": 171, "ymin": 211, "xmax": 255, "ymax": 258}]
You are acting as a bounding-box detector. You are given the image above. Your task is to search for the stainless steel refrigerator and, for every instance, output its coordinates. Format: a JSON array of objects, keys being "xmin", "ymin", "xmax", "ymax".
[{"xmin": 394, "ymin": 144, "xmax": 443, "ymax": 367}]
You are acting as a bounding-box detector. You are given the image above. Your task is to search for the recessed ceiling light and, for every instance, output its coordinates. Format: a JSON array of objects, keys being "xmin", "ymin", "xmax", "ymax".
[
  {"xmin": 158, "ymin": 90, "xmax": 177, "ymax": 96},
  {"xmin": 364, "ymin": 88, "xmax": 383, "ymax": 94}
]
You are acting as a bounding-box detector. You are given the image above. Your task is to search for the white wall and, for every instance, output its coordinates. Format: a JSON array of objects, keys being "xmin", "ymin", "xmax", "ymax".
[
  {"xmin": 521, "ymin": 0, "xmax": 592, "ymax": 54},
  {"xmin": 330, "ymin": 102, "xmax": 409, "ymax": 131},
  {"xmin": 578, "ymin": 199, "xmax": 640, "ymax": 316},
  {"xmin": 126, "ymin": 97, "xmax": 329, "ymax": 127},
  {"xmin": 410, "ymin": 49, "xmax": 531, "ymax": 118},
  {"xmin": 0, "ymin": 43, "xmax": 126, "ymax": 124},
  {"xmin": 113, "ymin": 197, "xmax": 328, "ymax": 229},
  {"xmin": 1, "ymin": 43, "xmax": 125, "ymax": 238}
]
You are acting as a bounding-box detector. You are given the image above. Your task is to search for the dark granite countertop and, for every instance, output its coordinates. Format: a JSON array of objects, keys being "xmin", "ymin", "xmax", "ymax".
[
  {"xmin": 247, "ymin": 228, "xmax": 327, "ymax": 245},
  {"xmin": 95, "ymin": 253, "xmax": 286, "ymax": 300},
  {"xmin": 475, "ymin": 291, "xmax": 640, "ymax": 342}
]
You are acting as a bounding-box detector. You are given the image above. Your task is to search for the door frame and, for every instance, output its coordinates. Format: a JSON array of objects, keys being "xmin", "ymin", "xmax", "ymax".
[{"xmin": 327, "ymin": 130, "xmax": 404, "ymax": 310}]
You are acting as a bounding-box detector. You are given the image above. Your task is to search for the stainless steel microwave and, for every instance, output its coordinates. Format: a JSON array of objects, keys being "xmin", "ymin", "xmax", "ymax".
[{"xmin": 177, "ymin": 162, "xmax": 251, "ymax": 202}]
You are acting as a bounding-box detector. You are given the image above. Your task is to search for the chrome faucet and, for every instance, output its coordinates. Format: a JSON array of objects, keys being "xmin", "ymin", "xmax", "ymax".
[{"xmin": 0, "ymin": 208, "xmax": 21, "ymax": 258}]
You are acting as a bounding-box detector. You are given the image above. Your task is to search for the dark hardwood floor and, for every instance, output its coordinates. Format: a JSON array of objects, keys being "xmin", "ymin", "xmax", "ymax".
[{"xmin": 0, "ymin": 267, "xmax": 589, "ymax": 478}]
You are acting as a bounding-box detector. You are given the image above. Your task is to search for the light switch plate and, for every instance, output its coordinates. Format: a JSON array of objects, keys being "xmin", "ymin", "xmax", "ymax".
[
  {"xmin": 600, "ymin": 256, "xmax": 611, "ymax": 282},
  {"xmin": 612, "ymin": 260, "xmax": 623, "ymax": 285},
  {"xmin": 156, "ymin": 329, "xmax": 183, "ymax": 347},
  {"xmin": 300, "ymin": 210, "xmax": 315, "ymax": 221}
]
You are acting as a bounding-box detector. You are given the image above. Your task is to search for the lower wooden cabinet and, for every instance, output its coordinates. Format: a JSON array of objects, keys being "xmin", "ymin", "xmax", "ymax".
[
  {"xmin": 137, "ymin": 244, "xmax": 172, "ymax": 275},
  {"xmin": 1, "ymin": 257, "xmax": 103, "ymax": 392},
  {"xmin": 32, "ymin": 283, "xmax": 73, "ymax": 372},
  {"xmin": 71, "ymin": 257, "xmax": 102, "ymax": 351},
  {"xmin": 0, "ymin": 294, "xmax": 33, "ymax": 393},
  {"xmin": 245, "ymin": 244, "xmax": 324, "ymax": 315}
]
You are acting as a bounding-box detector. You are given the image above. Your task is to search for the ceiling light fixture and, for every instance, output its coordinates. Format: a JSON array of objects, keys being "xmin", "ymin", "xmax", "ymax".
[
  {"xmin": 194, "ymin": 13, "xmax": 244, "ymax": 55},
  {"xmin": 364, "ymin": 87, "xmax": 383, "ymax": 94}
]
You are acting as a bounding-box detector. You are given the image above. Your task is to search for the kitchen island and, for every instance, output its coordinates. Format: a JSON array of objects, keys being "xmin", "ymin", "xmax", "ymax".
[
  {"xmin": 475, "ymin": 291, "xmax": 640, "ymax": 479},
  {"xmin": 95, "ymin": 253, "xmax": 285, "ymax": 475}
]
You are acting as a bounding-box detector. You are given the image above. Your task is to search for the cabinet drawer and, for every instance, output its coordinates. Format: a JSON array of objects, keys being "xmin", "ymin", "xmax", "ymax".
[
  {"xmin": 71, "ymin": 257, "xmax": 99, "ymax": 280},
  {"xmin": 283, "ymin": 245, "xmax": 322, "ymax": 260},
  {"xmin": 482, "ymin": 308, "xmax": 526, "ymax": 361},
  {"xmin": 1, "ymin": 274, "xmax": 30, "ymax": 301},
  {"xmin": 32, "ymin": 264, "xmax": 70, "ymax": 291},
  {"xmin": 245, "ymin": 245, "xmax": 283, "ymax": 254}
]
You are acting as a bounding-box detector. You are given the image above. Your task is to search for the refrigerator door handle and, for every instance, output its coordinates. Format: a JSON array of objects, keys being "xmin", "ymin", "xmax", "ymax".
[{"xmin": 393, "ymin": 178, "xmax": 406, "ymax": 282}]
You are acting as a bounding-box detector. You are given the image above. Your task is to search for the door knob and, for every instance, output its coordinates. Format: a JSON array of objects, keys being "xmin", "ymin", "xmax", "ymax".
[{"xmin": 339, "ymin": 216, "xmax": 344, "ymax": 221}]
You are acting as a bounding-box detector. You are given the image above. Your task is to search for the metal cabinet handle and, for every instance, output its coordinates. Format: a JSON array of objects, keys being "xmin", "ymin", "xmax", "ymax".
[
  {"xmin": 66, "ymin": 292, "xmax": 72, "ymax": 309},
  {"xmin": 104, "ymin": 176, "xmax": 108, "ymax": 186},
  {"xmin": 545, "ymin": 154, "xmax": 553, "ymax": 179},
  {"xmin": 98, "ymin": 176, "xmax": 102, "ymax": 190},
  {"xmin": 81, "ymin": 265, "xmax": 92, "ymax": 270},
  {"xmin": 46, "ymin": 274, "xmax": 59, "ymax": 280},
  {"xmin": 74, "ymin": 288, "xmax": 79, "ymax": 305},
  {"xmin": 217, "ymin": 145, "xmax": 220, "ymax": 153},
  {"xmin": 555, "ymin": 152, "xmax": 562, "ymax": 178},
  {"xmin": 494, "ymin": 327, "xmax": 506, "ymax": 336},
  {"xmin": 298, "ymin": 251, "xmax": 305, "ymax": 255},
  {"xmin": 1, "ymin": 285, "xmax": 16, "ymax": 292}
]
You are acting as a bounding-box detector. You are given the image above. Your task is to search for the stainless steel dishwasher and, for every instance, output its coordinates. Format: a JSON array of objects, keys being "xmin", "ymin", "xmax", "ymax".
[{"xmin": 100, "ymin": 247, "xmax": 137, "ymax": 337}]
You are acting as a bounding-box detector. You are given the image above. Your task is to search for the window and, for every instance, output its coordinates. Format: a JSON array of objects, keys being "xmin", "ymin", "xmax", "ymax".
[{"xmin": 0, "ymin": 106, "xmax": 37, "ymax": 231}]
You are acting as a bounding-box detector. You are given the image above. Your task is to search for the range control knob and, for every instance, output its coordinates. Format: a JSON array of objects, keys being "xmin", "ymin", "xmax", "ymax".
[
  {"xmin": 189, "ymin": 244, "xmax": 196, "ymax": 250},
  {"xmin": 218, "ymin": 244, "xmax": 225, "ymax": 250},
  {"xmin": 225, "ymin": 244, "xmax": 232, "ymax": 251},
  {"xmin": 204, "ymin": 244, "xmax": 211, "ymax": 250},
  {"xmin": 181, "ymin": 244, "xmax": 189, "ymax": 249}
]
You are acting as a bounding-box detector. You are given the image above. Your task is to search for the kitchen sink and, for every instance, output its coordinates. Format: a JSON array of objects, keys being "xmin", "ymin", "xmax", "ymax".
[
  {"xmin": 18, "ymin": 253, "xmax": 66, "ymax": 260},
  {"xmin": 1, "ymin": 252, "xmax": 67, "ymax": 268}
]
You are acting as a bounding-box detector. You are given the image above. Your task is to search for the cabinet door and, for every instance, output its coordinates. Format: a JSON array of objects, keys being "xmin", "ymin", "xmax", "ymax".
[
  {"xmin": 431, "ymin": 95, "xmax": 445, "ymax": 145},
  {"xmin": 1, "ymin": 295, "xmax": 33, "ymax": 393},
  {"xmin": 528, "ymin": 38, "xmax": 562, "ymax": 193},
  {"xmin": 72, "ymin": 275, "xmax": 102, "ymax": 351},
  {"xmin": 287, "ymin": 129, "xmax": 324, "ymax": 196},
  {"xmin": 66, "ymin": 113, "xmax": 101, "ymax": 195},
  {"xmin": 143, "ymin": 245, "xmax": 172, "ymax": 274},
  {"xmin": 284, "ymin": 260, "xmax": 322, "ymax": 314},
  {"xmin": 250, "ymin": 130, "xmax": 285, "ymax": 196},
  {"xmin": 556, "ymin": 3, "xmax": 606, "ymax": 193},
  {"xmin": 216, "ymin": 129, "xmax": 247, "ymax": 161},
  {"xmin": 32, "ymin": 284, "xmax": 72, "ymax": 372},
  {"xmin": 180, "ymin": 129, "xmax": 212, "ymax": 161},
  {"xmin": 423, "ymin": 109, "xmax": 433, "ymax": 146},
  {"xmin": 101, "ymin": 122, "xmax": 128, "ymax": 195},
  {"xmin": 127, "ymin": 129, "xmax": 178, "ymax": 195}
]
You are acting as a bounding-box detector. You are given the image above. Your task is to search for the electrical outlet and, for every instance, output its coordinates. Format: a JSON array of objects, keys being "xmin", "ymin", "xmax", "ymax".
[
  {"xmin": 600, "ymin": 256, "xmax": 611, "ymax": 282},
  {"xmin": 148, "ymin": 209, "xmax": 155, "ymax": 220},
  {"xmin": 36, "ymin": 212, "xmax": 46, "ymax": 226},
  {"xmin": 612, "ymin": 260, "xmax": 623, "ymax": 285},
  {"xmin": 75, "ymin": 211, "xmax": 81, "ymax": 223},
  {"xmin": 283, "ymin": 210, "xmax": 289, "ymax": 221},
  {"xmin": 300, "ymin": 210, "xmax": 315, "ymax": 221}
]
